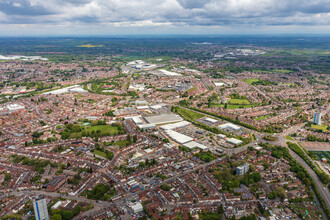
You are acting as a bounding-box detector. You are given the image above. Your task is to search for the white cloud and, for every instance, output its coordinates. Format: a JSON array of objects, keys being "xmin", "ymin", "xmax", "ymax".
[{"xmin": 0, "ymin": 0, "xmax": 330, "ymax": 34}]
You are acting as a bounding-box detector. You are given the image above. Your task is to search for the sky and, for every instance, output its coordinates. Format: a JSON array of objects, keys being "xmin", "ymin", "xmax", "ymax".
[{"xmin": 0, "ymin": 0, "xmax": 330, "ymax": 36}]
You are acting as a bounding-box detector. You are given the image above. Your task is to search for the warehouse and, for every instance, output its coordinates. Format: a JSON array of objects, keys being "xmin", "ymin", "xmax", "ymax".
[
  {"xmin": 125, "ymin": 116, "xmax": 143, "ymax": 125},
  {"xmin": 144, "ymin": 113, "xmax": 183, "ymax": 125},
  {"xmin": 130, "ymin": 202, "xmax": 143, "ymax": 213},
  {"xmin": 218, "ymin": 123, "xmax": 241, "ymax": 130},
  {"xmin": 226, "ymin": 138, "xmax": 243, "ymax": 145},
  {"xmin": 164, "ymin": 129, "xmax": 193, "ymax": 144},
  {"xmin": 204, "ymin": 117, "xmax": 218, "ymax": 124},
  {"xmin": 160, "ymin": 121, "xmax": 190, "ymax": 130},
  {"xmin": 183, "ymin": 141, "xmax": 208, "ymax": 150}
]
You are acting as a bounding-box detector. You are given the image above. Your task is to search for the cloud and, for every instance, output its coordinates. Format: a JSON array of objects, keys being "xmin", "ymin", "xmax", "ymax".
[{"xmin": 0, "ymin": 0, "xmax": 329, "ymax": 34}]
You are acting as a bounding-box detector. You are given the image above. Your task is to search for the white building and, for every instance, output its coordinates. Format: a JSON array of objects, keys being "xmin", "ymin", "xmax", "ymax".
[
  {"xmin": 313, "ymin": 112, "xmax": 321, "ymax": 125},
  {"xmin": 218, "ymin": 123, "xmax": 241, "ymax": 130},
  {"xmin": 32, "ymin": 195, "xmax": 49, "ymax": 220},
  {"xmin": 130, "ymin": 202, "xmax": 144, "ymax": 213},
  {"xmin": 7, "ymin": 104, "xmax": 25, "ymax": 112},
  {"xmin": 226, "ymin": 138, "xmax": 243, "ymax": 145},
  {"xmin": 183, "ymin": 141, "xmax": 208, "ymax": 150},
  {"xmin": 204, "ymin": 117, "xmax": 218, "ymax": 124},
  {"xmin": 236, "ymin": 163, "xmax": 249, "ymax": 176}
]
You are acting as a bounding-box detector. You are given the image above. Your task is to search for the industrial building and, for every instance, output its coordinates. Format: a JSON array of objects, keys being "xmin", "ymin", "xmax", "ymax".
[
  {"xmin": 160, "ymin": 121, "xmax": 190, "ymax": 130},
  {"xmin": 183, "ymin": 141, "xmax": 208, "ymax": 150},
  {"xmin": 6, "ymin": 104, "xmax": 25, "ymax": 112},
  {"xmin": 144, "ymin": 113, "xmax": 183, "ymax": 125},
  {"xmin": 130, "ymin": 202, "xmax": 144, "ymax": 213},
  {"xmin": 164, "ymin": 129, "xmax": 193, "ymax": 144},
  {"xmin": 204, "ymin": 117, "xmax": 218, "ymax": 124},
  {"xmin": 43, "ymin": 85, "xmax": 87, "ymax": 95},
  {"xmin": 218, "ymin": 123, "xmax": 241, "ymax": 130},
  {"xmin": 226, "ymin": 138, "xmax": 243, "ymax": 145}
]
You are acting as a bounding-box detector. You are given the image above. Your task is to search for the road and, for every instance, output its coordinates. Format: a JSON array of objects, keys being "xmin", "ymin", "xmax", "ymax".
[
  {"xmin": 277, "ymin": 122, "xmax": 330, "ymax": 210},
  {"xmin": 179, "ymin": 105, "xmax": 330, "ymax": 211}
]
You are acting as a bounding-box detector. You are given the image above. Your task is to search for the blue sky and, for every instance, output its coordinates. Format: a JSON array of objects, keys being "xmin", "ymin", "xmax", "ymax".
[{"xmin": 0, "ymin": 0, "xmax": 330, "ymax": 36}]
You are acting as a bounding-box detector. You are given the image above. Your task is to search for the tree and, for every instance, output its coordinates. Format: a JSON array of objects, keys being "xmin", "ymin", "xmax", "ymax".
[
  {"xmin": 133, "ymin": 135, "xmax": 138, "ymax": 143},
  {"xmin": 61, "ymin": 210, "xmax": 73, "ymax": 220},
  {"xmin": 160, "ymin": 184, "xmax": 171, "ymax": 191},
  {"xmin": 53, "ymin": 214, "xmax": 62, "ymax": 220},
  {"xmin": 276, "ymin": 187, "xmax": 286, "ymax": 200}
]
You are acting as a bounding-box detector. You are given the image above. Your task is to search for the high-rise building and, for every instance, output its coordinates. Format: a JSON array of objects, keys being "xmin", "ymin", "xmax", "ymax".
[
  {"xmin": 313, "ymin": 112, "xmax": 321, "ymax": 125},
  {"xmin": 236, "ymin": 163, "xmax": 250, "ymax": 176},
  {"xmin": 32, "ymin": 195, "xmax": 49, "ymax": 220}
]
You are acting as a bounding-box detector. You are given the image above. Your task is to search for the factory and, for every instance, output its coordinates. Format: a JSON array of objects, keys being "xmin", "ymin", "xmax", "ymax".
[
  {"xmin": 43, "ymin": 85, "xmax": 87, "ymax": 95},
  {"xmin": 144, "ymin": 113, "xmax": 183, "ymax": 125},
  {"xmin": 218, "ymin": 123, "xmax": 241, "ymax": 131},
  {"xmin": 226, "ymin": 138, "xmax": 243, "ymax": 146}
]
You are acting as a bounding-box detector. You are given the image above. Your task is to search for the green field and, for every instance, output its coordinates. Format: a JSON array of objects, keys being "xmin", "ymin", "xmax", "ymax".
[
  {"xmin": 255, "ymin": 115, "xmax": 271, "ymax": 121},
  {"xmin": 227, "ymin": 99, "xmax": 250, "ymax": 104},
  {"xmin": 114, "ymin": 140, "xmax": 131, "ymax": 148},
  {"xmin": 87, "ymin": 125, "xmax": 119, "ymax": 136},
  {"xmin": 94, "ymin": 150, "xmax": 107, "ymax": 158},
  {"xmin": 213, "ymin": 104, "xmax": 256, "ymax": 109},
  {"xmin": 286, "ymin": 135, "xmax": 294, "ymax": 141},
  {"xmin": 177, "ymin": 108, "xmax": 204, "ymax": 120},
  {"xmin": 311, "ymin": 124, "xmax": 328, "ymax": 132},
  {"xmin": 244, "ymin": 78, "xmax": 260, "ymax": 85}
]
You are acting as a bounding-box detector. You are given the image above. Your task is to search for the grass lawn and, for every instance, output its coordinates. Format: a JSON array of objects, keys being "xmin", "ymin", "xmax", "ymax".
[
  {"xmin": 213, "ymin": 104, "xmax": 256, "ymax": 109},
  {"xmin": 186, "ymin": 86, "xmax": 197, "ymax": 92},
  {"xmin": 87, "ymin": 125, "xmax": 119, "ymax": 136},
  {"xmin": 114, "ymin": 140, "xmax": 131, "ymax": 148},
  {"xmin": 94, "ymin": 150, "xmax": 107, "ymax": 158},
  {"xmin": 255, "ymin": 115, "xmax": 271, "ymax": 120},
  {"xmin": 286, "ymin": 135, "xmax": 294, "ymax": 141},
  {"xmin": 177, "ymin": 108, "xmax": 204, "ymax": 120},
  {"xmin": 311, "ymin": 124, "xmax": 328, "ymax": 132},
  {"xmin": 227, "ymin": 99, "xmax": 250, "ymax": 104},
  {"xmin": 244, "ymin": 78, "xmax": 260, "ymax": 85}
]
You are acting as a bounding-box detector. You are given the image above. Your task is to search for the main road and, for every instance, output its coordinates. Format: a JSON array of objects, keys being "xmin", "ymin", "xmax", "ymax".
[{"xmin": 179, "ymin": 105, "xmax": 330, "ymax": 210}]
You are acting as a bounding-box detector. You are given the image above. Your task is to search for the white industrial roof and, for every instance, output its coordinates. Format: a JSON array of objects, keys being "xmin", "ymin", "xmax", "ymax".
[
  {"xmin": 226, "ymin": 138, "xmax": 243, "ymax": 145},
  {"xmin": 160, "ymin": 121, "xmax": 190, "ymax": 130},
  {"xmin": 183, "ymin": 141, "xmax": 208, "ymax": 150},
  {"xmin": 164, "ymin": 129, "xmax": 193, "ymax": 144},
  {"xmin": 159, "ymin": 69, "xmax": 181, "ymax": 76},
  {"xmin": 136, "ymin": 105, "xmax": 149, "ymax": 110},
  {"xmin": 214, "ymin": 82, "xmax": 225, "ymax": 86},
  {"xmin": 43, "ymin": 85, "xmax": 86, "ymax": 95},
  {"xmin": 218, "ymin": 123, "xmax": 241, "ymax": 130},
  {"xmin": 150, "ymin": 105, "xmax": 163, "ymax": 110},
  {"xmin": 131, "ymin": 202, "xmax": 143, "ymax": 213},
  {"xmin": 217, "ymin": 134, "xmax": 227, "ymax": 138},
  {"xmin": 7, "ymin": 104, "xmax": 25, "ymax": 111},
  {"xmin": 125, "ymin": 116, "xmax": 143, "ymax": 124},
  {"xmin": 205, "ymin": 117, "xmax": 218, "ymax": 123},
  {"xmin": 137, "ymin": 124, "xmax": 156, "ymax": 129},
  {"xmin": 144, "ymin": 113, "xmax": 182, "ymax": 125}
]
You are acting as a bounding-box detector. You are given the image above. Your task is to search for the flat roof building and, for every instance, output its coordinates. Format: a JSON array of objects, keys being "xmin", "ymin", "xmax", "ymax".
[
  {"xmin": 226, "ymin": 138, "xmax": 243, "ymax": 145},
  {"xmin": 144, "ymin": 113, "xmax": 183, "ymax": 125},
  {"xmin": 32, "ymin": 195, "xmax": 49, "ymax": 220},
  {"xmin": 130, "ymin": 202, "xmax": 144, "ymax": 213},
  {"xmin": 236, "ymin": 163, "xmax": 249, "ymax": 176},
  {"xmin": 218, "ymin": 123, "xmax": 241, "ymax": 130}
]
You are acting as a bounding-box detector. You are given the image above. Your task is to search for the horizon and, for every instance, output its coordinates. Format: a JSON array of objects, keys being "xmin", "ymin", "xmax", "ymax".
[{"xmin": 1, "ymin": 0, "xmax": 330, "ymax": 36}]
